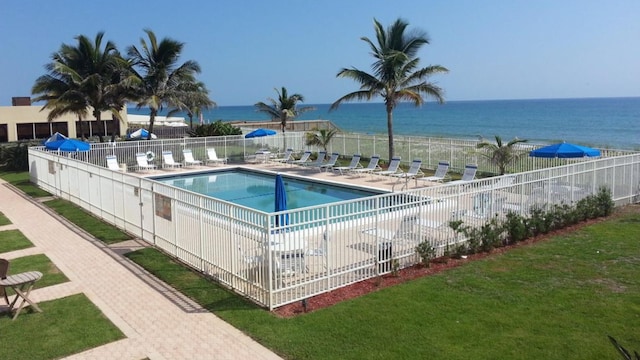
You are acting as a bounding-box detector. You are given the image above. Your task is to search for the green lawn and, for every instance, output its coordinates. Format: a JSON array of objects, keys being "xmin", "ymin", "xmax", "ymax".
[
  {"xmin": 0, "ymin": 212, "xmax": 10, "ymax": 226},
  {"xmin": 6, "ymin": 254, "xmax": 69, "ymax": 290},
  {"xmin": 0, "ymin": 293, "xmax": 125, "ymax": 360},
  {"xmin": 127, "ymin": 209, "xmax": 640, "ymax": 359},
  {"xmin": 0, "ymin": 229, "xmax": 34, "ymax": 253},
  {"xmin": 43, "ymin": 199, "xmax": 132, "ymax": 244},
  {"xmin": 0, "ymin": 171, "xmax": 51, "ymax": 198}
]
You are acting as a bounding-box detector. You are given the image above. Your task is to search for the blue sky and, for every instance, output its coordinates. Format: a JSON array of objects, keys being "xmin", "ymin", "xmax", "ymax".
[{"xmin": 1, "ymin": 0, "xmax": 638, "ymax": 106}]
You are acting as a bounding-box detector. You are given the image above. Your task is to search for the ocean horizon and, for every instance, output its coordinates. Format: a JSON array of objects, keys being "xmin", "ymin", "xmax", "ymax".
[{"xmin": 128, "ymin": 97, "xmax": 640, "ymax": 150}]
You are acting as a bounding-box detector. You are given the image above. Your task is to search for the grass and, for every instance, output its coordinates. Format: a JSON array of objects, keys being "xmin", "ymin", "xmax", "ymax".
[
  {"xmin": 0, "ymin": 229, "xmax": 34, "ymax": 253},
  {"xmin": 0, "ymin": 293, "xmax": 125, "ymax": 360},
  {"xmin": 127, "ymin": 210, "xmax": 640, "ymax": 360},
  {"xmin": 5, "ymin": 254, "xmax": 69, "ymax": 290},
  {"xmin": 0, "ymin": 171, "xmax": 51, "ymax": 198},
  {"xmin": 43, "ymin": 199, "xmax": 132, "ymax": 244},
  {"xmin": 0, "ymin": 212, "xmax": 10, "ymax": 226}
]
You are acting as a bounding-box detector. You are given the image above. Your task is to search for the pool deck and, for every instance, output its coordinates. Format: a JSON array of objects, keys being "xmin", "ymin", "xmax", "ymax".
[{"xmin": 132, "ymin": 161, "xmax": 442, "ymax": 192}]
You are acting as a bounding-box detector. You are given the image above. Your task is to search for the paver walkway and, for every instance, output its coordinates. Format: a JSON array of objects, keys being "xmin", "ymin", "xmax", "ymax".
[{"xmin": 0, "ymin": 180, "xmax": 282, "ymax": 360}]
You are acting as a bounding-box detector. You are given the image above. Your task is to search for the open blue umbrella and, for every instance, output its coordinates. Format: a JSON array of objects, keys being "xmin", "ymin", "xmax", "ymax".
[
  {"xmin": 529, "ymin": 142, "xmax": 601, "ymax": 158},
  {"xmin": 274, "ymin": 174, "xmax": 289, "ymax": 226},
  {"xmin": 245, "ymin": 128, "xmax": 276, "ymax": 138},
  {"xmin": 44, "ymin": 138, "xmax": 90, "ymax": 152}
]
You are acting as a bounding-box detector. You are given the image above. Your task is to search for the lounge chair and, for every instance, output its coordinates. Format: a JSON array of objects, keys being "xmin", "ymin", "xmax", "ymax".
[
  {"xmin": 0, "ymin": 258, "xmax": 9, "ymax": 305},
  {"xmin": 182, "ymin": 149, "xmax": 203, "ymax": 166},
  {"xmin": 332, "ymin": 154, "xmax": 363, "ymax": 175},
  {"xmin": 206, "ymin": 148, "xmax": 227, "ymax": 165},
  {"xmin": 361, "ymin": 214, "xmax": 420, "ymax": 270},
  {"xmin": 273, "ymin": 148, "xmax": 294, "ymax": 163},
  {"xmin": 419, "ymin": 161, "xmax": 450, "ymax": 183},
  {"xmin": 377, "ymin": 156, "xmax": 402, "ymax": 176},
  {"xmin": 290, "ymin": 151, "xmax": 312, "ymax": 165},
  {"xmin": 162, "ymin": 151, "xmax": 182, "ymax": 169},
  {"xmin": 391, "ymin": 159, "xmax": 424, "ymax": 190},
  {"xmin": 449, "ymin": 164, "xmax": 478, "ymax": 185},
  {"xmin": 301, "ymin": 151, "xmax": 327, "ymax": 167},
  {"xmin": 106, "ymin": 155, "xmax": 123, "ymax": 171},
  {"xmin": 350, "ymin": 155, "xmax": 382, "ymax": 176},
  {"xmin": 135, "ymin": 153, "xmax": 157, "ymax": 171},
  {"xmin": 317, "ymin": 152, "xmax": 340, "ymax": 172}
]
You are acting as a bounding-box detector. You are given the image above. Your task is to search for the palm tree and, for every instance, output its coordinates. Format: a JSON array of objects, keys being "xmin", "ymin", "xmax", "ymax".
[
  {"xmin": 255, "ymin": 87, "xmax": 315, "ymax": 133},
  {"xmin": 330, "ymin": 18, "xmax": 448, "ymax": 160},
  {"xmin": 169, "ymin": 81, "xmax": 216, "ymax": 129},
  {"xmin": 476, "ymin": 135, "xmax": 528, "ymax": 175},
  {"xmin": 127, "ymin": 29, "xmax": 202, "ymax": 135},
  {"xmin": 305, "ymin": 128, "xmax": 338, "ymax": 154}
]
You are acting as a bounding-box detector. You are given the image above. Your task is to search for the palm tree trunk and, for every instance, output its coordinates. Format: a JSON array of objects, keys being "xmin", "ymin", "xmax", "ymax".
[
  {"xmin": 386, "ymin": 105, "xmax": 394, "ymax": 160},
  {"xmin": 94, "ymin": 110, "xmax": 105, "ymax": 143},
  {"xmin": 78, "ymin": 116, "xmax": 85, "ymax": 140},
  {"xmin": 149, "ymin": 110, "xmax": 156, "ymax": 135}
]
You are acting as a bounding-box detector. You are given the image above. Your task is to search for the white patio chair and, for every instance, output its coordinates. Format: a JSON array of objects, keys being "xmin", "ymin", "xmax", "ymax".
[
  {"xmin": 449, "ymin": 164, "xmax": 478, "ymax": 185},
  {"xmin": 290, "ymin": 151, "xmax": 312, "ymax": 165},
  {"xmin": 135, "ymin": 153, "xmax": 156, "ymax": 171},
  {"xmin": 206, "ymin": 148, "xmax": 227, "ymax": 165},
  {"xmin": 106, "ymin": 155, "xmax": 123, "ymax": 171},
  {"xmin": 301, "ymin": 151, "xmax": 327, "ymax": 167},
  {"xmin": 350, "ymin": 155, "xmax": 382, "ymax": 176},
  {"xmin": 162, "ymin": 151, "xmax": 182, "ymax": 169},
  {"xmin": 419, "ymin": 161, "xmax": 450, "ymax": 183},
  {"xmin": 317, "ymin": 152, "xmax": 340, "ymax": 172},
  {"xmin": 377, "ymin": 156, "xmax": 402, "ymax": 176},
  {"xmin": 391, "ymin": 159, "xmax": 424, "ymax": 190},
  {"xmin": 332, "ymin": 154, "xmax": 363, "ymax": 175},
  {"xmin": 182, "ymin": 149, "xmax": 202, "ymax": 166},
  {"xmin": 273, "ymin": 148, "xmax": 294, "ymax": 163}
]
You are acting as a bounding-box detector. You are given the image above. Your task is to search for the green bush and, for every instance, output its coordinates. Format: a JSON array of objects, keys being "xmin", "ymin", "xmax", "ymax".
[
  {"xmin": 504, "ymin": 211, "xmax": 528, "ymax": 244},
  {"xmin": 187, "ymin": 120, "xmax": 242, "ymax": 137},
  {"xmin": 415, "ymin": 241, "xmax": 436, "ymax": 267},
  {"xmin": 1, "ymin": 142, "xmax": 30, "ymax": 171}
]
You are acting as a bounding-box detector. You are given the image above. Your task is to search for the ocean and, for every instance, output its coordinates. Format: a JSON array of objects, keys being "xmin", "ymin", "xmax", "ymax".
[{"xmin": 129, "ymin": 97, "xmax": 640, "ymax": 149}]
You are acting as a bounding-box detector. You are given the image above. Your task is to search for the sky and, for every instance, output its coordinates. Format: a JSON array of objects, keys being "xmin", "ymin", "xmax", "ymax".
[{"xmin": 1, "ymin": 0, "xmax": 639, "ymax": 106}]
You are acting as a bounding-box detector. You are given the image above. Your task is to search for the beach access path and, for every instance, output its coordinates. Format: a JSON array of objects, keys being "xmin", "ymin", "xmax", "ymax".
[{"xmin": 0, "ymin": 179, "xmax": 282, "ymax": 360}]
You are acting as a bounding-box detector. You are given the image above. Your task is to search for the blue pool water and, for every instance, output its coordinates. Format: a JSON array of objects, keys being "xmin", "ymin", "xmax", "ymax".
[{"xmin": 154, "ymin": 169, "xmax": 384, "ymax": 213}]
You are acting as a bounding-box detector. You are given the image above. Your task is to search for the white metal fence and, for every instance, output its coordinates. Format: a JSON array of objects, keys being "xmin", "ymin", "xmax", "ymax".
[{"xmin": 28, "ymin": 134, "xmax": 640, "ymax": 309}]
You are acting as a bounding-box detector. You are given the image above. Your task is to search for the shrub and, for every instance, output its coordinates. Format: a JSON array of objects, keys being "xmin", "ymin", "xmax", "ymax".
[
  {"xmin": 187, "ymin": 120, "xmax": 242, "ymax": 137},
  {"xmin": 478, "ymin": 216, "xmax": 504, "ymax": 252},
  {"xmin": 596, "ymin": 186, "xmax": 615, "ymax": 217},
  {"xmin": 504, "ymin": 211, "xmax": 527, "ymax": 244},
  {"xmin": 415, "ymin": 241, "xmax": 436, "ymax": 267},
  {"xmin": 1, "ymin": 142, "xmax": 30, "ymax": 171}
]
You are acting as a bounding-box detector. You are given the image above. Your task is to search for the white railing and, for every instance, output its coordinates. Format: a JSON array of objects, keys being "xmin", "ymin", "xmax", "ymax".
[{"xmin": 28, "ymin": 137, "xmax": 640, "ymax": 309}]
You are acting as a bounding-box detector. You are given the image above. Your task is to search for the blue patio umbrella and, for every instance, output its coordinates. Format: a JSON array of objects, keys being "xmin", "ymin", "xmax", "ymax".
[
  {"xmin": 42, "ymin": 132, "xmax": 68, "ymax": 145},
  {"xmin": 529, "ymin": 142, "xmax": 601, "ymax": 158},
  {"xmin": 44, "ymin": 138, "xmax": 90, "ymax": 152},
  {"xmin": 274, "ymin": 173, "xmax": 289, "ymax": 226},
  {"xmin": 245, "ymin": 128, "xmax": 276, "ymax": 138}
]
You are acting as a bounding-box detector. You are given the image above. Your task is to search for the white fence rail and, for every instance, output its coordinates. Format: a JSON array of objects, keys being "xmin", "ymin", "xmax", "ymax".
[{"xmin": 28, "ymin": 136, "xmax": 640, "ymax": 310}]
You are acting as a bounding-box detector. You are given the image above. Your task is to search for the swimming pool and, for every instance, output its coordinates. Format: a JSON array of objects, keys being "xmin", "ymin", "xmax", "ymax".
[{"xmin": 153, "ymin": 168, "xmax": 385, "ymax": 213}]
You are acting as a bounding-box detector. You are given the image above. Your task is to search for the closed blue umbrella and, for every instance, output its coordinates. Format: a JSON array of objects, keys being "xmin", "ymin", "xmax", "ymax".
[
  {"xmin": 529, "ymin": 142, "xmax": 601, "ymax": 158},
  {"xmin": 44, "ymin": 138, "xmax": 90, "ymax": 152},
  {"xmin": 274, "ymin": 174, "xmax": 288, "ymax": 226},
  {"xmin": 245, "ymin": 128, "xmax": 276, "ymax": 138}
]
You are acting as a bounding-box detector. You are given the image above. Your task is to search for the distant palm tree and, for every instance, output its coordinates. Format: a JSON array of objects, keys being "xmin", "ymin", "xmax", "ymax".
[
  {"xmin": 476, "ymin": 135, "xmax": 528, "ymax": 175},
  {"xmin": 169, "ymin": 81, "xmax": 216, "ymax": 129},
  {"xmin": 127, "ymin": 29, "xmax": 202, "ymax": 135},
  {"xmin": 330, "ymin": 18, "xmax": 448, "ymax": 160},
  {"xmin": 305, "ymin": 128, "xmax": 338, "ymax": 154},
  {"xmin": 255, "ymin": 87, "xmax": 315, "ymax": 133},
  {"xmin": 33, "ymin": 32, "xmax": 132, "ymax": 141}
]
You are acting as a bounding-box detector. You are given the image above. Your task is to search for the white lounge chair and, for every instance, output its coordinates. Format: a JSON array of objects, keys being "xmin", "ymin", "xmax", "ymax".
[
  {"xmin": 302, "ymin": 151, "xmax": 327, "ymax": 167},
  {"xmin": 162, "ymin": 151, "xmax": 182, "ymax": 169},
  {"xmin": 333, "ymin": 154, "xmax": 363, "ymax": 175},
  {"xmin": 317, "ymin": 152, "xmax": 340, "ymax": 172},
  {"xmin": 206, "ymin": 148, "xmax": 227, "ymax": 165},
  {"xmin": 135, "ymin": 153, "xmax": 156, "ymax": 171},
  {"xmin": 106, "ymin": 155, "xmax": 123, "ymax": 171},
  {"xmin": 480, "ymin": 174, "xmax": 516, "ymax": 191},
  {"xmin": 377, "ymin": 156, "xmax": 402, "ymax": 176},
  {"xmin": 449, "ymin": 164, "xmax": 478, "ymax": 185},
  {"xmin": 182, "ymin": 149, "xmax": 202, "ymax": 166},
  {"xmin": 391, "ymin": 159, "xmax": 424, "ymax": 190},
  {"xmin": 350, "ymin": 155, "xmax": 382, "ymax": 176},
  {"xmin": 273, "ymin": 148, "xmax": 294, "ymax": 163},
  {"xmin": 420, "ymin": 161, "xmax": 450, "ymax": 183},
  {"xmin": 290, "ymin": 151, "xmax": 312, "ymax": 165}
]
